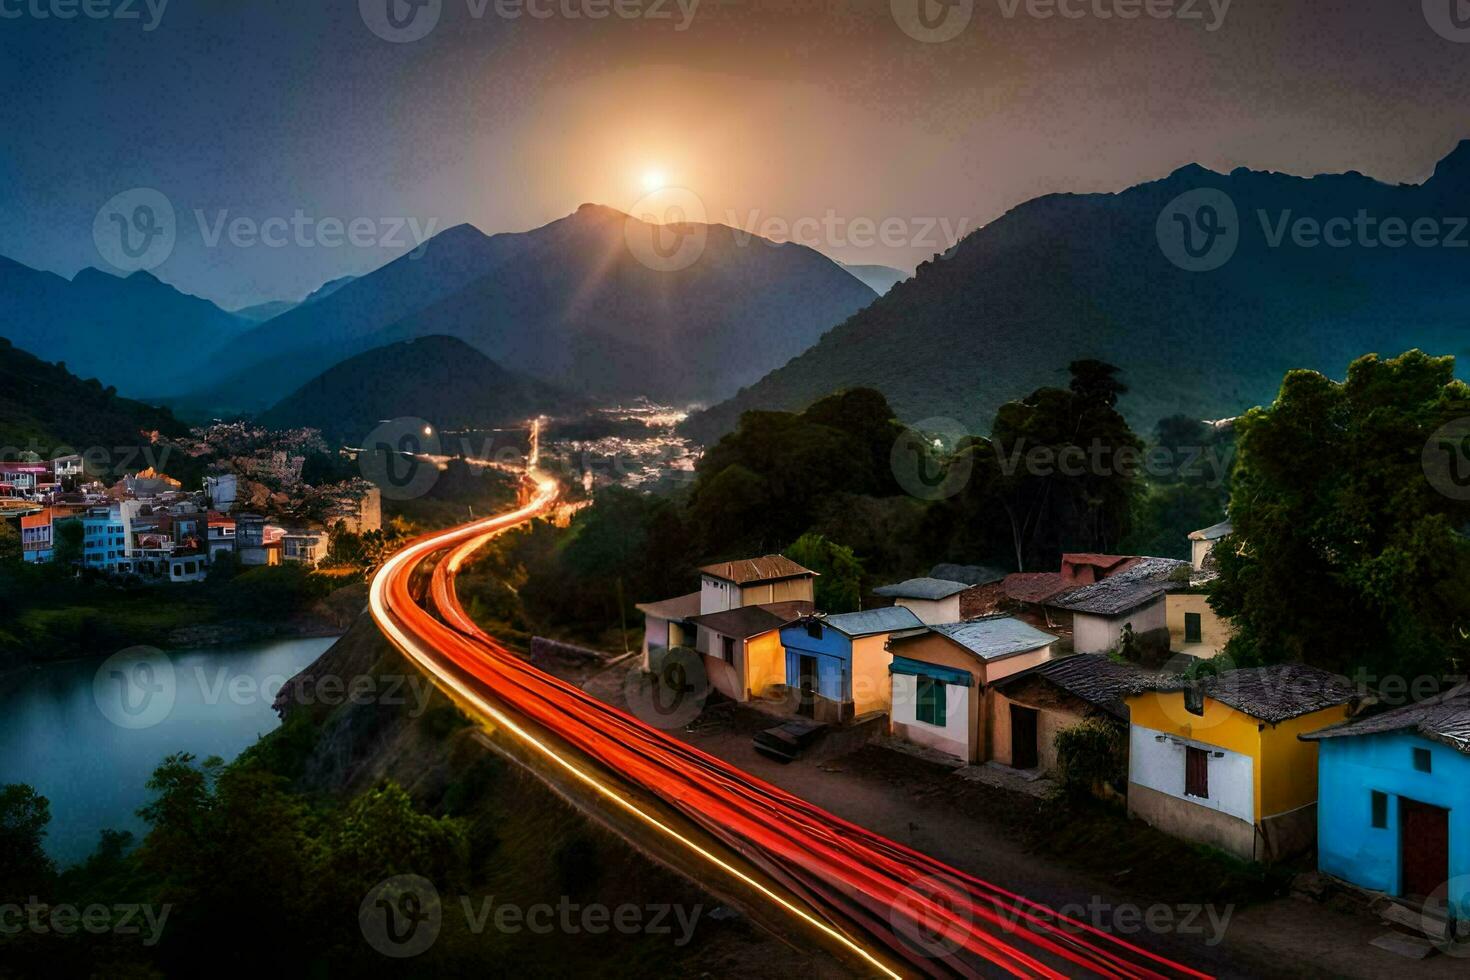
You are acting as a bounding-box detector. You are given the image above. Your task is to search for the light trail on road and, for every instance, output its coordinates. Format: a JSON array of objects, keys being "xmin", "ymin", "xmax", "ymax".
[{"xmin": 368, "ymin": 421, "xmax": 1213, "ymax": 980}]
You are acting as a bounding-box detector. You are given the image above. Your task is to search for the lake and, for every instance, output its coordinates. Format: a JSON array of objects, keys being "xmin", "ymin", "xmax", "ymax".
[{"xmin": 0, "ymin": 636, "xmax": 337, "ymax": 867}]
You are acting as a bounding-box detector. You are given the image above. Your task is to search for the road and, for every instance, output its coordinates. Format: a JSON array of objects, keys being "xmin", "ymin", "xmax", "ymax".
[{"xmin": 367, "ymin": 421, "xmax": 1211, "ymax": 980}]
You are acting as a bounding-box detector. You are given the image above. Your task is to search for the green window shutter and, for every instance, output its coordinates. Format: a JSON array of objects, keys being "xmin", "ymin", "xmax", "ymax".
[{"xmin": 916, "ymin": 676, "xmax": 947, "ymax": 726}]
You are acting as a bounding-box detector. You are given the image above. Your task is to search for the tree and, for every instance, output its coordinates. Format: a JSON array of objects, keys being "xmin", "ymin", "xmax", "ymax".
[
  {"xmin": 53, "ymin": 518, "xmax": 84, "ymax": 565},
  {"xmin": 785, "ymin": 532, "xmax": 863, "ymax": 612},
  {"xmin": 0, "ymin": 520, "xmax": 19, "ymax": 563},
  {"xmin": 1211, "ymin": 350, "xmax": 1470, "ymax": 680},
  {"xmin": 0, "ymin": 783, "xmax": 55, "ymax": 901}
]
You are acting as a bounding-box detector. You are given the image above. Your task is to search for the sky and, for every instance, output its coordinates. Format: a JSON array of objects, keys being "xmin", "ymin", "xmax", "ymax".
[{"xmin": 2, "ymin": 0, "xmax": 1469, "ymax": 308}]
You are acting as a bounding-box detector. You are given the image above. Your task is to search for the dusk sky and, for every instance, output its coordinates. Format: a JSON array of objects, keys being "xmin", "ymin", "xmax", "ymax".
[{"xmin": 3, "ymin": 0, "xmax": 1469, "ymax": 307}]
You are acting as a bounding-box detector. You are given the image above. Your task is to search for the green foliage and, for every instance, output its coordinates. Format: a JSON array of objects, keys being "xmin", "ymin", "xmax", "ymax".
[
  {"xmin": 1054, "ymin": 719, "xmax": 1128, "ymax": 800},
  {"xmin": 1211, "ymin": 350, "xmax": 1470, "ymax": 679},
  {"xmin": 220, "ymin": 564, "xmax": 334, "ymax": 619},
  {"xmin": 53, "ymin": 518, "xmax": 84, "ymax": 565},
  {"xmin": 0, "ymin": 784, "xmax": 56, "ymax": 902},
  {"xmin": 785, "ymin": 532, "xmax": 864, "ymax": 612}
]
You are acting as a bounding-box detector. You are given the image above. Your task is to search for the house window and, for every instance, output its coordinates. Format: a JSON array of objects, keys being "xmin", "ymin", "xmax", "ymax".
[
  {"xmin": 1413, "ymin": 747, "xmax": 1432, "ymax": 773},
  {"xmin": 806, "ymin": 621, "xmax": 822, "ymax": 639},
  {"xmin": 916, "ymin": 676, "xmax": 947, "ymax": 727},
  {"xmin": 1371, "ymin": 790, "xmax": 1388, "ymax": 829},
  {"xmin": 1185, "ymin": 746, "xmax": 1209, "ymax": 799},
  {"xmin": 722, "ymin": 636, "xmax": 735, "ymax": 662},
  {"xmin": 1184, "ymin": 612, "xmax": 1202, "ymax": 644}
]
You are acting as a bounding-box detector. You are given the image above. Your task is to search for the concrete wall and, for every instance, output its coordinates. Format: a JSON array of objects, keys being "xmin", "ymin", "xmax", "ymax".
[
  {"xmin": 989, "ymin": 691, "xmax": 1082, "ymax": 772},
  {"xmin": 1317, "ymin": 732, "xmax": 1470, "ymax": 905},
  {"xmin": 890, "ymin": 672, "xmax": 971, "ymax": 761},
  {"xmin": 1191, "ymin": 538, "xmax": 1214, "ymax": 571},
  {"xmin": 1166, "ymin": 592, "xmax": 1234, "ymax": 659},
  {"xmin": 850, "ymin": 634, "xmax": 895, "ymax": 716},
  {"xmin": 745, "ymin": 630, "xmax": 786, "ymax": 700},
  {"xmin": 701, "ymin": 574, "xmax": 814, "ymax": 615},
  {"xmin": 1128, "ymin": 782, "xmax": 1256, "ymax": 861},
  {"xmin": 1072, "ymin": 596, "xmax": 1166, "ymax": 654},
  {"xmin": 1130, "ymin": 723, "xmax": 1255, "ymax": 825},
  {"xmin": 895, "ymin": 595, "xmax": 961, "ymax": 625}
]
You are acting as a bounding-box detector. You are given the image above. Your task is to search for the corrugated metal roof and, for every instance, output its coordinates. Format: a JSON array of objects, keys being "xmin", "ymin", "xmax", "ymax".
[
  {"xmin": 1047, "ymin": 557, "xmax": 1190, "ymax": 616},
  {"xmin": 634, "ymin": 592, "xmax": 701, "ymax": 621},
  {"xmin": 817, "ymin": 606, "xmax": 924, "ymax": 638},
  {"xmin": 688, "ymin": 601, "xmax": 814, "ymax": 639},
  {"xmin": 872, "ymin": 577, "xmax": 970, "ymax": 601},
  {"xmin": 1302, "ymin": 682, "xmax": 1470, "ymax": 754},
  {"xmin": 929, "ymin": 563, "xmax": 1007, "ymax": 586},
  {"xmin": 699, "ymin": 554, "xmax": 816, "ymax": 585},
  {"xmin": 917, "ymin": 616, "xmax": 1058, "ymax": 661}
]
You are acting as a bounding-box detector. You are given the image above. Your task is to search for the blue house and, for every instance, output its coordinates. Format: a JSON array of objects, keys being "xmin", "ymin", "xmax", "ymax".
[
  {"xmin": 779, "ymin": 607, "xmax": 923, "ymax": 724},
  {"xmin": 1302, "ymin": 683, "xmax": 1470, "ymax": 909}
]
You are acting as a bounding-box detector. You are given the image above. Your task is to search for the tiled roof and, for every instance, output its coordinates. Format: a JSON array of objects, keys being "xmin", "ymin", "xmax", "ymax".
[
  {"xmin": 1189, "ymin": 520, "xmax": 1233, "ymax": 541},
  {"xmin": 699, "ymin": 555, "xmax": 816, "ymax": 585},
  {"xmin": 915, "ymin": 616, "xmax": 1058, "ymax": 661},
  {"xmin": 815, "ymin": 606, "xmax": 924, "ymax": 638},
  {"xmin": 688, "ymin": 601, "xmax": 814, "ymax": 639},
  {"xmin": 995, "ymin": 653, "xmax": 1158, "ymax": 719},
  {"xmin": 1062, "ymin": 553, "xmax": 1135, "ymax": 570},
  {"xmin": 1148, "ymin": 664, "xmax": 1361, "ymax": 724},
  {"xmin": 1302, "ymin": 682, "xmax": 1470, "ymax": 754},
  {"xmin": 929, "ymin": 563, "xmax": 1007, "ymax": 587},
  {"xmin": 1047, "ymin": 557, "xmax": 1190, "ymax": 616},
  {"xmin": 634, "ymin": 592, "xmax": 701, "ymax": 621},
  {"xmin": 1002, "ymin": 572, "xmax": 1067, "ymax": 605},
  {"xmin": 873, "ymin": 577, "xmax": 970, "ymax": 601}
]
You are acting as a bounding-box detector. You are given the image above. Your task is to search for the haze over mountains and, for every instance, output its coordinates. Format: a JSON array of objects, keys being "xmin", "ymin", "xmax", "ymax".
[
  {"xmin": 686, "ymin": 140, "xmax": 1470, "ymax": 441},
  {"xmin": 181, "ymin": 204, "xmax": 879, "ymax": 415}
]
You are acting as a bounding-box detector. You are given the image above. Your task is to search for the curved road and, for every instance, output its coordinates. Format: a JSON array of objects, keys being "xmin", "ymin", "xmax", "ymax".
[{"xmin": 368, "ymin": 423, "xmax": 1211, "ymax": 980}]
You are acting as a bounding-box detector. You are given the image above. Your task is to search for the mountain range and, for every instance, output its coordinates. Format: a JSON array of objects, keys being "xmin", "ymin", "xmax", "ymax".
[
  {"xmin": 258, "ymin": 336, "xmax": 581, "ymax": 445},
  {"xmin": 839, "ymin": 262, "xmax": 908, "ymax": 296},
  {"xmin": 684, "ymin": 140, "xmax": 1470, "ymax": 442},
  {"xmin": 180, "ymin": 204, "xmax": 879, "ymax": 415}
]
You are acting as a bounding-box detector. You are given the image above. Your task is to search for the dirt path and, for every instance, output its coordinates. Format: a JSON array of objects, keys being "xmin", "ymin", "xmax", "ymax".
[{"xmin": 581, "ymin": 662, "xmax": 1459, "ymax": 979}]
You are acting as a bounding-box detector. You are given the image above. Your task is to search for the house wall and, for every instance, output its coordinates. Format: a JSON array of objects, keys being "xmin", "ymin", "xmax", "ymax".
[
  {"xmin": 780, "ymin": 622, "xmax": 852, "ymax": 704},
  {"xmin": 693, "ymin": 626, "xmax": 743, "ymax": 702},
  {"xmin": 890, "ymin": 673, "xmax": 971, "ymax": 760},
  {"xmin": 1191, "ymin": 538, "xmax": 1214, "ymax": 571},
  {"xmin": 701, "ymin": 575, "xmax": 814, "ymax": 615},
  {"xmin": 1130, "ymin": 722, "xmax": 1256, "ymax": 824},
  {"xmin": 1317, "ymin": 732, "xmax": 1470, "ymax": 906},
  {"xmin": 885, "ymin": 633, "xmax": 986, "ymax": 761},
  {"xmin": 1166, "ymin": 593, "xmax": 1233, "ymax": 659},
  {"xmin": 989, "ymin": 691, "xmax": 1083, "ymax": 772},
  {"xmin": 895, "ymin": 595, "xmax": 961, "ymax": 626},
  {"xmin": 1258, "ymin": 706, "xmax": 1350, "ymax": 818},
  {"xmin": 745, "ymin": 630, "xmax": 786, "ymax": 700},
  {"xmin": 641, "ymin": 615, "xmax": 671, "ymax": 667},
  {"xmin": 850, "ymin": 634, "xmax": 894, "ymax": 716},
  {"xmin": 1072, "ymin": 596, "xmax": 1166, "ymax": 655}
]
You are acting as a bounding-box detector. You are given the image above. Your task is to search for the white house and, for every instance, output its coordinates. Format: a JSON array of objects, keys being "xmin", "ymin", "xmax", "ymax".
[
  {"xmin": 1046, "ymin": 557, "xmax": 1190, "ymax": 655},
  {"xmin": 871, "ymin": 577, "xmax": 969, "ymax": 625},
  {"xmin": 1188, "ymin": 519, "xmax": 1232, "ymax": 571},
  {"xmin": 696, "ymin": 555, "xmax": 817, "ymax": 613}
]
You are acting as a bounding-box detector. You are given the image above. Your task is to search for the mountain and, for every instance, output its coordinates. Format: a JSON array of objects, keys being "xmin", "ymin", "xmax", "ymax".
[
  {"xmin": 685, "ymin": 141, "xmax": 1470, "ymax": 442},
  {"xmin": 230, "ymin": 275, "xmax": 360, "ymax": 323},
  {"xmin": 0, "ymin": 336, "xmax": 187, "ymax": 453},
  {"xmin": 257, "ymin": 335, "xmax": 582, "ymax": 445},
  {"xmin": 0, "ymin": 257, "xmax": 250, "ymax": 398},
  {"xmin": 840, "ymin": 262, "xmax": 908, "ymax": 296},
  {"xmin": 185, "ymin": 205, "xmax": 878, "ymax": 413}
]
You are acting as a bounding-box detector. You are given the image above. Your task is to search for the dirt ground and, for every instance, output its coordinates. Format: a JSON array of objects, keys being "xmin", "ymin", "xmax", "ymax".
[{"xmin": 576, "ymin": 659, "xmax": 1462, "ymax": 980}]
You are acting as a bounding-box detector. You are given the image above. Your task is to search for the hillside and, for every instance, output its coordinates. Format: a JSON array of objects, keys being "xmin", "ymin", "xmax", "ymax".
[
  {"xmin": 185, "ymin": 205, "xmax": 878, "ymax": 413},
  {"xmin": 257, "ymin": 335, "xmax": 582, "ymax": 445},
  {"xmin": 684, "ymin": 140, "xmax": 1470, "ymax": 442},
  {"xmin": 0, "ymin": 257, "xmax": 250, "ymax": 398},
  {"xmin": 0, "ymin": 336, "xmax": 187, "ymax": 453},
  {"xmin": 840, "ymin": 262, "xmax": 908, "ymax": 295}
]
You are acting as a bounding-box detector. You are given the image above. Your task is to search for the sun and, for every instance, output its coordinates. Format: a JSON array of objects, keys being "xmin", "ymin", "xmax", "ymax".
[{"xmin": 640, "ymin": 169, "xmax": 667, "ymax": 192}]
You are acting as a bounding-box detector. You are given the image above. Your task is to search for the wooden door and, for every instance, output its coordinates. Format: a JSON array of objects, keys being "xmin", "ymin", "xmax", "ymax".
[
  {"xmin": 1401, "ymin": 798, "xmax": 1451, "ymax": 899},
  {"xmin": 1010, "ymin": 705, "xmax": 1039, "ymax": 770}
]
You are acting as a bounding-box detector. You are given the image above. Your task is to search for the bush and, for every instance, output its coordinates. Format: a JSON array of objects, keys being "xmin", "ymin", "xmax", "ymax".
[{"xmin": 1054, "ymin": 718, "xmax": 1127, "ymax": 800}]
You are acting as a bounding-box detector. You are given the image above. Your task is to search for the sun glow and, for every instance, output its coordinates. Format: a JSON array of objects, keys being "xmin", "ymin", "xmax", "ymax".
[{"xmin": 640, "ymin": 169, "xmax": 667, "ymax": 192}]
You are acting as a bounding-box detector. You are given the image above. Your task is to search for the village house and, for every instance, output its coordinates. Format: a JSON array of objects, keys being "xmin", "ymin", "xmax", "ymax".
[
  {"xmin": 779, "ymin": 607, "xmax": 923, "ymax": 725},
  {"xmin": 206, "ymin": 513, "xmax": 236, "ymax": 561},
  {"xmin": 697, "ymin": 556, "xmax": 817, "ymax": 612},
  {"xmin": 635, "ymin": 592, "xmax": 702, "ymax": 669},
  {"xmin": 1167, "ymin": 520, "xmax": 1237, "ymax": 658},
  {"xmin": 872, "ymin": 577, "xmax": 971, "ymax": 625},
  {"xmin": 990, "ymin": 653, "xmax": 1155, "ymax": 774},
  {"xmin": 926, "ymin": 563, "xmax": 1007, "ymax": 618},
  {"xmin": 1125, "ymin": 665, "xmax": 1362, "ymax": 863},
  {"xmin": 282, "ymin": 530, "xmax": 327, "ymax": 565},
  {"xmin": 20, "ymin": 508, "xmax": 53, "ymax": 563},
  {"xmin": 884, "ymin": 616, "xmax": 1059, "ymax": 764},
  {"xmin": 1301, "ymin": 683, "xmax": 1470, "ymax": 905},
  {"xmin": 1047, "ymin": 557, "xmax": 1190, "ymax": 655},
  {"xmin": 1189, "ymin": 519, "xmax": 1233, "ymax": 571},
  {"xmin": 685, "ymin": 600, "xmax": 813, "ymax": 702}
]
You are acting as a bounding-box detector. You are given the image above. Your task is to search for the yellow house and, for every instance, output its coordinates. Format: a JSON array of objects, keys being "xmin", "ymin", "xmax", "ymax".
[
  {"xmin": 1125, "ymin": 665, "xmax": 1362, "ymax": 862},
  {"xmin": 686, "ymin": 600, "xmax": 814, "ymax": 702},
  {"xmin": 1165, "ymin": 591, "xmax": 1235, "ymax": 659}
]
